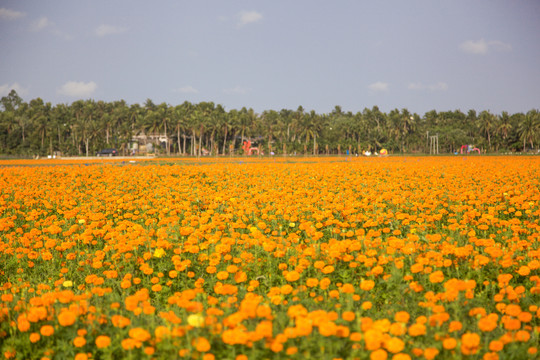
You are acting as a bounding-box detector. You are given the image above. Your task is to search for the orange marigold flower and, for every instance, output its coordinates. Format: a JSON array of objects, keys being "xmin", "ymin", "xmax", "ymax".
[
  {"xmin": 461, "ymin": 332, "xmax": 480, "ymax": 355},
  {"xmin": 515, "ymin": 330, "xmax": 530, "ymax": 342},
  {"xmin": 122, "ymin": 338, "xmax": 141, "ymax": 350},
  {"xmin": 58, "ymin": 310, "xmax": 77, "ymax": 327},
  {"xmin": 505, "ymin": 304, "xmax": 521, "ymax": 317},
  {"xmin": 342, "ymin": 311, "xmax": 355, "ymax": 322},
  {"xmin": 364, "ymin": 329, "xmax": 384, "ymax": 350},
  {"xmin": 371, "ymin": 265, "xmax": 384, "ymax": 276},
  {"xmin": 217, "ymin": 271, "xmax": 229, "ymax": 280},
  {"xmin": 193, "ymin": 337, "xmax": 211, "ymax": 352},
  {"xmin": 391, "ymin": 354, "xmax": 411, "ymax": 360},
  {"xmin": 74, "ymin": 353, "xmax": 88, "ymax": 360},
  {"xmin": 429, "ymin": 270, "xmax": 444, "ymax": 283},
  {"xmin": 360, "ymin": 280, "xmax": 375, "ymax": 291},
  {"xmin": 129, "ymin": 327, "xmax": 151, "ymax": 342},
  {"xmin": 408, "ymin": 323, "xmax": 426, "ymax": 337},
  {"xmin": 95, "ymin": 335, "xmax": 111, "ymax": 349},
  {"xmin": 40, "ymin": 325, "xmax": 54, "ymax": 337},
  {"xmin": 322, "ymin": 265, "xmax": 335, "ymax": 274},
  {"xmin": 17, "ymin": 316, "xmax": 30, "ymax": 332},
  {"xmin": 448, "ymin": 320, "xmax": 462, "ymax": 332},
  {"xmin": 443, "ymin": 337, "xmax": 457, "ymax": 350},
  {"xmin": 73, "ymin": 336, "xmax": 86, "ymax": 347},
  {"xmin": 489, "ymin": 340, "xmax": 504, "ymax": 352},
  {"xmin": 111, "ymin": 315, "xmax": 131, "ymax": 328},
  {"xmin": 370, "ymin": 349, "xmax": 388, "ymax": 360},
  {"xmin": 29, "ymin": 333, "xmax": 40, "ymax": 343},
  {"xmin": 517, "ymin": 266, "xmax": 530, "ymax": 276},
  {"xmin": 285, "ymin": 271, "xmax": 300, "ymax": 282},
  {"xmin": 424, "ymin": 348, "xmax": 439, "ymax": 360},
  {"xmin": 385, "ymin": 337, "xmax": 405, "ymax": 353},
  {"xmin": 478, "ymin": 313, "xmax": 498, "ymax": 332},
  {"xmin": 394, "ymin": 311, "xmax": 410, "ymax": 323}
]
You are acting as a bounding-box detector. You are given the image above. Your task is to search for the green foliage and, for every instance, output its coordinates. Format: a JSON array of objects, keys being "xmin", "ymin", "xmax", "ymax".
[{"xmin": 1, "ymin": 90, "xmax": 539, "ymax": 157}]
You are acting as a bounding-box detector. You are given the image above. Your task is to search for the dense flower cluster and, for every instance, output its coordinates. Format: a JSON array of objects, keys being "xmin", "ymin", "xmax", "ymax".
[{"xmin": 1, "ymin": 156, "xmax": 539, "ymax": 359}]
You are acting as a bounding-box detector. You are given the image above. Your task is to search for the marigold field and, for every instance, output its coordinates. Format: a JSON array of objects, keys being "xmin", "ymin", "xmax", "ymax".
[{"xmin": 1, "ymin": 156, "xmax": 539, "ymax": 360}]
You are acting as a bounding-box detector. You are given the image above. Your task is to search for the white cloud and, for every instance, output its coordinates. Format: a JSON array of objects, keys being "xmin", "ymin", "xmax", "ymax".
[
  {"xmin": 95, "ymin": 24, "xmax": 127, "ymax": 37},
  {"xmin": 408, "ymin": 82, "xmax": 448, "ymax": 91},
  {"xmin": 0, "ymin": 82, "xmax": 29, "ymax": 97},
  {"xmin": 368, "ymin": 81, "xmax": 389, "ymax": 92},
  {"xmin": 28, "ymin": 16, "xmax": 72, "ymax": 39},
  {"xmin": 460, "ymin": 38, "xmax": 511, "ymax": 55},
  {"xmin": 238, "ymin": 10, "xmax": 262, "ymax": 26},
  {"xmin": 0, "ymin": 8, "xmax": 25, "ymax": 20},
  {"xmin": 223, "ymin": 86, "xmax": 250, "ymax": 95},
  {"xmin": 58, "ymin": 81, "xmax": 97, "ymax": 98},
  {"xmin": 31, "ymin": 16, "xmax": 52, "ymax": 31},
  {"xmin": 174, "ymin": 86, "xmax": 199, "ymax": 94}
]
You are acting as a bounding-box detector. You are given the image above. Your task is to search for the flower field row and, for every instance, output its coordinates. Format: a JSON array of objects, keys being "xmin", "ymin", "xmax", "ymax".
[{"xmin": 0, "ymin": 156, "xmax": 539, "ymax": 359}]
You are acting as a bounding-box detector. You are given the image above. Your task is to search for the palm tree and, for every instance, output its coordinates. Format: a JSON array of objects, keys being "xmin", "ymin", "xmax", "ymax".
[
  {"xmin": 517, "ymin": 109, "xmax": 540, "ymax": 151},
  {"xmin": 388, "ymin": 109, "xmax": 402, "ymax": 152},
  {"xmin": 173, "ymin": 102, "xmax": 192, "ymax": 155},
  {"xmin": 157, "ymin": 103, "xmax": 172, "ymax": 155},
  {"xmin": 291, "ymin": 106, "xmax": 305, "ymax": 143},
  {"xmin": 71, "ymin": 100, "xmax": 85, "ymax": 154},
  {"xmin": 50, "ymin": 103, "xmax": 71, "ymax": 155},
  {"xmin": 279, "ymin": 109, "xmax": 294, "ymax": 144},
  {"xmin": 110, "ymin": 100, "xmax": 130, "ymax": 154},
  {"xmin": 81, "ymin": 100, "xmax": 97, "ymax": 156},
  {"xmin": 477, "ymin": 110, "xmax": 496, "ymax": 151},
  {"xmin": 0, "ymin": 90, "xmax": 24, "ymax": 151},
  {"xmin": 497, "ymin": 111, "xmax": 512, "ymax": 141},
  {"xmin": 238, "ymin": 107, "xmax": 256, "ymax": 144},
  {"xmin": 29, "ymin": 98, "xmax": 50, "ymax": 151},
  {"xmin": 363, "ymin": 106, "xmax": 387, "ymax": 151},
  {"xmin": 400, "ymin": 108, "xmax": 415, "ymax": 153},
  {"xmin": 261, "ymin": 109, "xmax": 280, "ymax": 154},
  {"xmin": 220, "ymin": 110, "xmax": 233, "ymax": 155}
]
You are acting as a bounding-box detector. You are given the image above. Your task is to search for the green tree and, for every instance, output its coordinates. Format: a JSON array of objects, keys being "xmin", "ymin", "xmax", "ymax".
[
  {"xmin": 477, "ymin": 110, "xmax": 496, "ymax": 151},
  {"xmin": 517, "ymin": 109, "xmax": 540, "ymax": 151}
]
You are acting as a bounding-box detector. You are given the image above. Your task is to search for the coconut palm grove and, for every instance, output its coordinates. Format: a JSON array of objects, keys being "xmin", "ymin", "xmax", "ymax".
[
  {"xmin": 1, "ymin": 90, "xmax": 539, "ymax": 157},
  {"xmin": 0, "ymin": 90, "xmax": 539, "ymax": 360}
]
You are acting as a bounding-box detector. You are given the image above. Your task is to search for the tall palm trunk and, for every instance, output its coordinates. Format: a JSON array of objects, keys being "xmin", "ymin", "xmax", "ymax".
[
  {"xmin": 182, "ymin": 134, "xmax": 186, "ymax": 155},
  {"xmin": 198, "ymin": 125, "xmax": 203, "ymax": 157},
  {"xmin": 191, "ymin": 129, "xmax": 196, "ymax": 155},
  {"xmin": 222, "ymin": 127, "xmax": 228, "ymax": 155},
  {"xmin": 177, "ymin": 126, "xmax": 181, "ymax": 155}
]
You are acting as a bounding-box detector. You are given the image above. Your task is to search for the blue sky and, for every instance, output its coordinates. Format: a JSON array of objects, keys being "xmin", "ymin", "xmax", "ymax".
[{"xmin": 1, "ymin": 0, "xmax": 539, "ymax": 115}]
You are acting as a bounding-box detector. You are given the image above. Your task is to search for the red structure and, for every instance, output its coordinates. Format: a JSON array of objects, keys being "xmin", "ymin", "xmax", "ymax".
[
  {"xmin": 460, "ymin": 145, "xmax": 480, "ymax": 154},
  {"xmin": 242, "ymin": 140, "xmax": 260, "ymax": 155}
]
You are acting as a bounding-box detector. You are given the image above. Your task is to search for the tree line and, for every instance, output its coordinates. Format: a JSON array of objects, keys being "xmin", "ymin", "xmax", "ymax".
[{"xmin": 0, "ymin": 89, "xmax": 539, "ymax": 157}]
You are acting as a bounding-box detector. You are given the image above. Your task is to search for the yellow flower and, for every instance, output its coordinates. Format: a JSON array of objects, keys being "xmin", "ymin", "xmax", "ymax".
[
  {"xmin": 78, "ymin": 219, "xmax": 85, "ymax": 224},
  {"xmin": 187, "ymin": 313, "xmax": 205, "ymax": 327},
  {"xmin": 63, "ymin": 280, "xmax": 73, "ymax": 288},
  {"xmin": 153, "ymin": 248, "xmax": 165, "ymax": 258},
  {"xmin": 289, "ymin": 222, "xmax": 296, "ymax": 227}
]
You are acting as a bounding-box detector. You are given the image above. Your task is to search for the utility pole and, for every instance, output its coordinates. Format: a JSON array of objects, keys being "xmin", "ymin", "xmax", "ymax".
[{"xmin": 429, "ymin": 134, "xmax": 439, "ymax": 154}]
